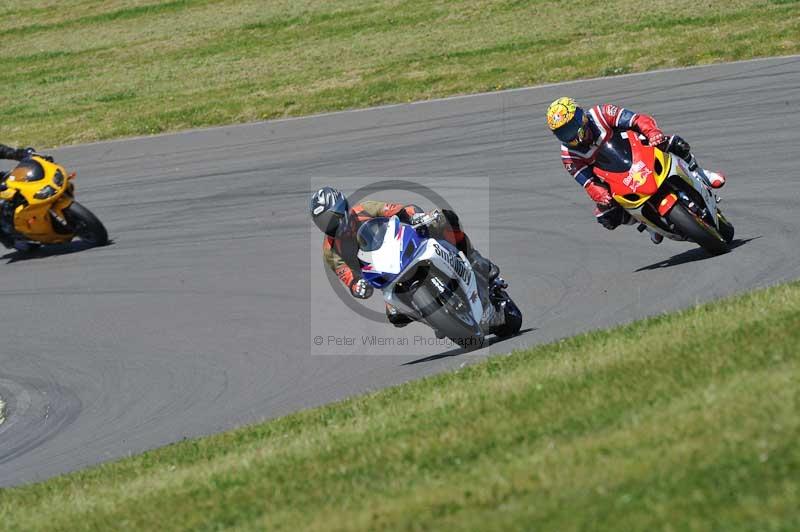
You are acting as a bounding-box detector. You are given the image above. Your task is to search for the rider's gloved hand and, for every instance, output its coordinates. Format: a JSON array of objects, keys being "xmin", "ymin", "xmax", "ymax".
[
  {"xmin": 647, "ymin": 130, "xmax": 667, "ymax": 149},
  {"xmin": 586, "ymin": 180, "xmax": 613, "ymax": 206},
  {"xmin": 350, "ymin": 278, "xmax": 374, "ymax": 299},
  {"xmin": 13, "ymin": 147, "xmax": 35, "ymax": 160},
  {"xmin": 12, "ymin": 147, "xmax": 54, "ymax": 162}
]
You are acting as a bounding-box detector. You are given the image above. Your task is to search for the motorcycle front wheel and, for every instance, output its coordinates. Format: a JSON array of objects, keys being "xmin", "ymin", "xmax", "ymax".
[
  {"xmin": 412, "ymin": 282, "xmax": 484, "ymax": 351},
  {"xmin": 669, "ymin": 203, "xmax": 728, "ymax": 255},
  {"xmin": 493, "ymin": 294, "xmax": 522, "ymax": 338},
  {"xmin": 717, "ymin": 210, "xmax": 735, "ymax": 243},
  {"xmin": 64, "ymin": 201, "xmax": 109, "ymax": 246}
]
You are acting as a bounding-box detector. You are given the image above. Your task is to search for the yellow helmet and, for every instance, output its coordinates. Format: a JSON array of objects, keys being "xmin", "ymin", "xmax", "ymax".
[{"xmin": 546, "ymin": 97, "xmax": 589, "ymax": 146}]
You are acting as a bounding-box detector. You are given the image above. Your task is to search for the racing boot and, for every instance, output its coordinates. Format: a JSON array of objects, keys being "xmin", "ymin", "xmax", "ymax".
[
  {"xmin": 467, "ymin": 249, "xmax": 499, "ymax": 284},
  {"xmin": 700, "ymin": 169, "xmax": 726, "ymax": 189},
  {"xmin": 684, "ymin": 154, "xmax": 726, "ymax": 189}
]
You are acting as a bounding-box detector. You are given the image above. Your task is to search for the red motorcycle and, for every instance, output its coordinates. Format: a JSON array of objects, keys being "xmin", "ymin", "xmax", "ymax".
[{"xmin": 593, "ymin": 131, "xmax": 734, "ymax": 255}]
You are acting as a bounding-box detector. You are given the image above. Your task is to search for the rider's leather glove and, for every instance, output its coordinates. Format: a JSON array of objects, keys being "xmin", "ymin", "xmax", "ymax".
[
  {"xmin": 350, "ymin": 278, "xmax": 374, "ymax": 299},
  {"xmin": 12, "ymin": 148, "xmax": 54, "ymax": 162},
  {"xmin": 13, "ymin": 147, "xmax": 35, "ymax": 160},
  {"xmin": 586, "ymin": 180, "xmax": 613, "ymax": 206},
  {"xmin": 647, "ymin": 130, "xmax": 666, "ymax": 148}
]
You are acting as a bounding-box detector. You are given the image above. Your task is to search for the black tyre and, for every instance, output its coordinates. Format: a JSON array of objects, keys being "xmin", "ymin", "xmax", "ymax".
[
  {"xmin": 717, "ymin": 211, "xmax": 735, "ymax": 243},
  {"xmin": 63, "ymin": 201, "xmax": 108, "ymax": 246},
  {"xmin": 668, "ymin": 203, "xmax": 728, "ymax": 255},
  {"xmin": 493, "ymin": 295, "xmax": 522, "ymax": 338},
  {"xmin": 412, "ymin": 283, "xmax": 484, "ymax": 350}
]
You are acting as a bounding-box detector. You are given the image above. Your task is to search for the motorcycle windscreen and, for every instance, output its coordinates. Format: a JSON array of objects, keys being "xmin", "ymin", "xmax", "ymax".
[
  {"xmin": 593, "ymin": 131, "xmax": 633, "ymax": 173},
  {"xmin": 357, "ymin": 217, "xmax": 423, "ymax": 288},
  {"xmin": 7, "ymin": 161, "xmax": 46, "ymax": 183},
  {"xmin": 357, "ymin": 217, "xmax": 401, "ymax": 288},
  {"xmin": 356, "ymin": 217, "xmax": 390, "ymax": 252},
  {"xmin": 594, "ymin": 131, "xmax": 660, "ymax": 198}
]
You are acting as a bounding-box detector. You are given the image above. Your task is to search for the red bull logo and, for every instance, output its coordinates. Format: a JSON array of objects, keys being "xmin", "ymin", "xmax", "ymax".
[{"xmin": 623, "ymin": 161, "xmax": 652, "ymax": 192}]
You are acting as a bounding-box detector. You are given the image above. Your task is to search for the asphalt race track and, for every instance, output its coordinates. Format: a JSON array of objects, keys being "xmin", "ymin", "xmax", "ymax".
[{"xmin": 1, "ymin": 56, "xmax": 799, "ymax": 486}]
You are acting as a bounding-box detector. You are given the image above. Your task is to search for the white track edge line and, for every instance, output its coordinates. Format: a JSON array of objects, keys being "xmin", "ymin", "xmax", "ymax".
[{"xmin": 55, "ymin": 53, "xmax": 800, "ymax": 151}]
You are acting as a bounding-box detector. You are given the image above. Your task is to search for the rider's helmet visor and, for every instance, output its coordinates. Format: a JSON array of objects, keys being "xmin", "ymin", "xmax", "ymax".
[{"xmin": 554, "ymin": 108, "xmax": 589, "ymax": 146}]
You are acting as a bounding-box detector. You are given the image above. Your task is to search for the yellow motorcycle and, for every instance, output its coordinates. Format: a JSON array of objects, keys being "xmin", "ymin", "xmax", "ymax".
[{"xmin": 0, "ymin": 155, "xmax": 108, "ymax": 250}]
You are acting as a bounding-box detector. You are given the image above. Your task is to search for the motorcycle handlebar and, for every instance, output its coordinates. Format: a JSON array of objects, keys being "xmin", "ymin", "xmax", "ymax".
[{"xmin": 411, "ymin": 209, "xmax": 442, "ymax": 230}]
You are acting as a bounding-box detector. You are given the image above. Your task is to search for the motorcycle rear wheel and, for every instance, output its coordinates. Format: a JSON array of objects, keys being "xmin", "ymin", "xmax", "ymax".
[
  {"xmin": 669, "ymin": 203, "xmax": 729, "ymax": 255},
  {"xmin": 64, "ymin": 201, "xmax": 109, "ymax": 246},
  {"xmin": 412, "ymin": 283, "xmax": 484, "ymax": 351}
]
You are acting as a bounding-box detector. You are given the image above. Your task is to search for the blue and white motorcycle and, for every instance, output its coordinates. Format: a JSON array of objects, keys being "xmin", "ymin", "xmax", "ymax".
[{"xmin": 356, "ymin": 212, "xmax": 522, "ymax": 349}]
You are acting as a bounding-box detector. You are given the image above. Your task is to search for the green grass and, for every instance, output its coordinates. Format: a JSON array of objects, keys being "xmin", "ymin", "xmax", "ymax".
[
  {"xmin": 1, "ymin": 281, "xmax": 798, "ymax": 531},
  {"xmin": 1, "ymin": 0, "xmax": 799, "ymax": 147}
]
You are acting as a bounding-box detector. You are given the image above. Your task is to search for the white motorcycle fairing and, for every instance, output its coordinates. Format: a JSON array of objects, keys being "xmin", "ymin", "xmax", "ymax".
[
  {"xmin": 356, "ymin": 216, "xmax": 494, "ymax": 331},
  {"xmin": 385, "ymin": 238, "xmax": 487, "ymax": 325}
]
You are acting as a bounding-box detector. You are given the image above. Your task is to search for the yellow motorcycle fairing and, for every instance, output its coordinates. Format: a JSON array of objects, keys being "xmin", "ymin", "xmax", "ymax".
[
  {"xmin": 3, "ymin": 156, "xmax": 75, "ymax": 244},
  {"xmin": 612, "ymin": 149, "xmax": 671, "ymax": 210}
]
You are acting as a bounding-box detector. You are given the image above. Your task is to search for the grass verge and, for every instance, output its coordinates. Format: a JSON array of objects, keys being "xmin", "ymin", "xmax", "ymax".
[
  {"xmin": 1, "ymin": 281, "xmax": 798, "ymax": 530},
  {"xmin": 2, "ymin": 0, "xmax": 799, "ymax": 147}
]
